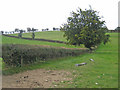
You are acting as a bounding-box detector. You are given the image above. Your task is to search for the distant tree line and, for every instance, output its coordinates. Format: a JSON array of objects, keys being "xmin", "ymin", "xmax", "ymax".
[
  {"xmin": 0, "ymin": 27, "xmax": 38, "ymax": 40},
  {"xmin": 53, "ymin": 27, "xmax": 60, "ymax": 31},
  {"xmin": 0, "ymin": 27, "xmax": 61, "ymax": 35},
  {"xmin": 1, "ymin": 27, "xmax": 60, "ymax": 39},
  {"xmin": 42, "ymin": 28, "xmax": 49, "ymax": 31},
  {"xmin": 17, "ymin": 28, "xmax": 38, "ymax": 39}
]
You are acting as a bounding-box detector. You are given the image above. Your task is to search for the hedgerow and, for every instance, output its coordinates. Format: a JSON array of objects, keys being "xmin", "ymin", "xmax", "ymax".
[{"xmin": 2, "ymin": 44, "xmax": 88, "ymax": 67}]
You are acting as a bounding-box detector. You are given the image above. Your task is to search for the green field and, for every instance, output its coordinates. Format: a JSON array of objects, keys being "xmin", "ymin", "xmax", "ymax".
[
  {"xmin": 10, "ymin": 31, "xmax": 67, "ymax": 41},
  {"xmin": 2, "ymin": 32, "xmax": 118, "ymax": 88},
  {"xmin": 2, "ymin": 35, "xmax": 85, "ymax": 48}
]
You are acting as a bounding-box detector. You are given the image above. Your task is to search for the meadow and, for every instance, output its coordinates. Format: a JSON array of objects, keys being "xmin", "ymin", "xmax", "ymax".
[
  {"xmin": 9, "ymin": 31, "xmax": 67, "ymax": 41},
  {"xmin": 2, "ymin": 32, "xmax": 118, "ymax": 88},
  {"xmin": 2, "ymin": 35, "xmax": 85, "ymax": 49}
]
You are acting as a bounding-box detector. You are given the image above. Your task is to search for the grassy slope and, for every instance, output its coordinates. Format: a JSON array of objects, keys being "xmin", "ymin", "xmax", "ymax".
[
  {"xmin": 2, "ymin": 33, "xmax": 118, "ymax": 88},
  {"xmin": 40, "ymin": 33, "xmax": 118, "ymax": 88},
  {"xmin": 2, "ymin": 35, "xmax": 85, "ymax": 48},
  {"xmin": 10, "ymin": 31, "xmax": 67, "ymax": 41}
]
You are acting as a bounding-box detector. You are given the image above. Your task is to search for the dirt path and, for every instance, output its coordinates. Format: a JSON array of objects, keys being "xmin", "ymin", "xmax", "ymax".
[{"xmin": 2, "ymin": 69, "xmax": 73, "ymax": 88}]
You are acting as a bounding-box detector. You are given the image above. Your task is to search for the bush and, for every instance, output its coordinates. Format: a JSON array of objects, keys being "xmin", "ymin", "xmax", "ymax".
[{"xmin": 2, "ymin": 44, "xmax": 88, "ymax": 67}]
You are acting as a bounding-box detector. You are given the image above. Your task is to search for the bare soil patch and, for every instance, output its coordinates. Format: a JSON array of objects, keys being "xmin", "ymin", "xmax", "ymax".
[{"xmin": 2, "ymin": 69, "xmax": 72, "ymax": 88}]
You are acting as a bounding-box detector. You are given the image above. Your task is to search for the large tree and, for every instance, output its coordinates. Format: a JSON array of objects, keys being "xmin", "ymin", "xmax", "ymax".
[{"xmin": 60, "ymin": 6, "xmax": 110, "ymax": 50}]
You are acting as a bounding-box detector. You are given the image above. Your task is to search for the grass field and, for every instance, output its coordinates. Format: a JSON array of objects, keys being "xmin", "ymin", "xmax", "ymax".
[
  {"xmin": 9, "ymin": 31, "xmax": 67, "ymax": 41},
  {"xmin": 2, "ymin": 33, "xmax": 118, "ymax": 88},
  {"xmin": 2, "ymin": 35, "xmax": 85, "ymax": 48}
]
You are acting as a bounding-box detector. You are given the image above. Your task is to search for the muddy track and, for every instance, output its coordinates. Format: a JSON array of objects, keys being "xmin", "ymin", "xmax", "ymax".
[{"xmin": 3, "ymin": 34, "xmax": 66, "ymax": 44}]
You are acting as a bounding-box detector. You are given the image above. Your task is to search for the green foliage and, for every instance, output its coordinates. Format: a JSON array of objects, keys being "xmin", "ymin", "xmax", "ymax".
[
  {"xmin": 2, "ymin": 44, "xmax": 88, "ymax": 67},
  {"xmin": 61, "ymin": 6, "xmax": 110, "ymax": 50}
]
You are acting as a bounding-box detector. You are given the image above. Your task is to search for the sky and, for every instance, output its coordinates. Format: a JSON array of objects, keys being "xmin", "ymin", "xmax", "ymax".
[
  {"xmin": 118, "ymin": 1, "xmax": 120, "ymax": 27},
  {"xmin": 0, "ymin": 0, "xmax": 119, "ymax": 32}
]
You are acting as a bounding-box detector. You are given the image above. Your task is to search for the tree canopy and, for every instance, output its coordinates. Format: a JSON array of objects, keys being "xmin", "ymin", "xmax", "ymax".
[{"xmin": 60, "ymin": 6, "xmax": 110, "ymax": 50}]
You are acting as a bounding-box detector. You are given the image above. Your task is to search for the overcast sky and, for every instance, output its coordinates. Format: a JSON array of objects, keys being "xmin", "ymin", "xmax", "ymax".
[
  {"xmin": 0, "ymin": 0, "xmax": 119, "ymax": 31},
  {"xmin": 118, "ymin": 1, "xmax": 120, "ymax": 27}
]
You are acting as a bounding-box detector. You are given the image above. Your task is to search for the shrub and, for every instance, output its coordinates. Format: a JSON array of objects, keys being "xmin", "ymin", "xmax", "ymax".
[{"xmin": 2, "ymin": 44, "xmax": 88, "ymax": 67}]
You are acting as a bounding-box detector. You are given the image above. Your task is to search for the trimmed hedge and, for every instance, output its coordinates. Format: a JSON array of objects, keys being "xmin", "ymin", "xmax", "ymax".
[{"xmin": 2, "ymin": 44, "xmax": 89, "ymax": 67}]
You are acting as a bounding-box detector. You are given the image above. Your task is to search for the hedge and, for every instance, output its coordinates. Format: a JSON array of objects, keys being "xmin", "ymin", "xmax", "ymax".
[{"xmin": 2, "ymin": 44, "xmax": 89, "ymax": 67}]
